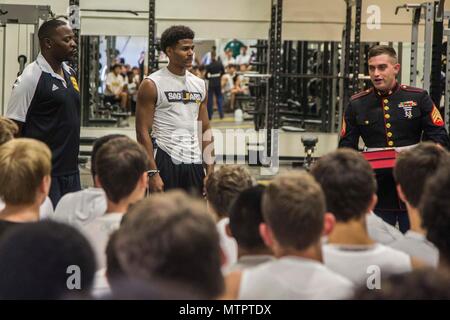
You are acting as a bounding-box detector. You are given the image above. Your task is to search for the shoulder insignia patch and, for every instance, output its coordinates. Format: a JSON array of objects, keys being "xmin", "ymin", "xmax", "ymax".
[
  {"xmin": 350, "ymin": 88, "xmax": 373, "ymax": 101},
  {"xmin": 431, "ymin": 105, "xmax": 444, "ymax": 126},
  {"xmin": 400, "ymin": 85, "xmax": 425, "ymax": 93}
]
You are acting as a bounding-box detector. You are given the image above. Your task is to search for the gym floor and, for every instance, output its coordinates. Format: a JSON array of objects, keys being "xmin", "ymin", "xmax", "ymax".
[{"xmin": 79, "ymin": 113, "xmax": 339, "ymax": 188}]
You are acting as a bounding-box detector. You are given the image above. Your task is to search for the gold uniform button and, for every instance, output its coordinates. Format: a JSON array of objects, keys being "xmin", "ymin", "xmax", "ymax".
[
  {"xmin": 384, "ymin": 106, "xmax": 389, "ymax": 111},
  {"xmin": 383, "ymin": 99, "xmax": 389, "ymax": 104},
  {"xmin": 386, "ymin": 123, "xmax": 391, "ymax": 128},
  {"xmin": 388, "ymin": 141, "xmax": 394, "ymax": 147},
  {"xmin": 387, "ymin": 132, "xmax": 393, "ymax": 137},
  {"xmin": 385, "ymin": 114, "xmax": 390, "ymax": 119}
]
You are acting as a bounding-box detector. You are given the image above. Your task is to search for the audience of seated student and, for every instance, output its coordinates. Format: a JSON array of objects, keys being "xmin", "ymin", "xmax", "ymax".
[
  {"xmin": 125, "ymin": 71, "xmax": 139, "ymax": 115},
  {"xmin": 0, "ymin": 139, "xmax": 52, "ymax": 238},
  {"xmin": 221, "ymin": 48, "xmax": 236, "ymax": 67},
  {"xmin": 0, "ymin": 220, "xmax": 96, "ymax": 299},
  {"xmin": 0, "ymin": 117, "xmax": 53, "ymax": 219},
  {"xmin": 104, "ymin": 63, "xmax": 128, "ymax": 110},
  {"xmin": 114, "ymin": 191, "xmax": 225, "ymax": 299},
  {"xmin": 310, "ymin": 149, "xmax": 412, "ymax": 286},
  {"xmin": 205, "ymin": 165, "xmax": 255, "ymax": 272},
  {"xmin": 224, "ymin": 171, "xmax": 354, "ymax": 300},
  {"xmin": 52, "ymin": 134, "xmax": 125, "ymax": 227},
  {"xmin": 235, "ymin": 46, "xmax": 251, "ymax": 66},
  {"xmin": 391, "ymin": 143, "xmax": 448, "ymax": 267},
  {"xmin": 420, "ymin": 165, "xmax": 450, "ymax": 272},
  {"xmin": 221, "ymin": 64, "xmax": 237, "ymax": 111},
  {"xmin": 80, "ymin": 137, "xmax": 148, "ymax": 269},
  {"xmin": 226, "ymin": 185, "xmax": 274, "ymax": 273},
  {"xmin": 353, "ymin": 268, "xmax": 450, "ymax": 300}
]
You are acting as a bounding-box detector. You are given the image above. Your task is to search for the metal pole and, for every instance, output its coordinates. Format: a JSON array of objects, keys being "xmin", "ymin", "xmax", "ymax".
[
  {"xmin": 397, "ymin": 42, "xmax": 403, "ymax": 84},
  {"xmin": 343, "ymin": 0, "xmax": 352, "ymax": 111},
  {"xmin": 68, "ymin": 0, "xmax": 80, "ymax": 75},
  {"xmin": 424, "ymin": 2, "xmax": 435, "ymax": 92},
  {"xmin": 147, "ymin": 0, "xmax": 156, "ymax": 74},
  {"xmin": 352, "ymin": 0, "xmax": 362, "ymax": 93},
  {"xmin": 265, "ymin": 1, "xmax": 277, "ymax": 160},
  {"xmin": 1, "ymin": 25, "xmax": 5, "ymax": 115},
  {"xmin": 410, "ymin": 7, "xmax": 421, "ymax": 86},
  {"xmin": 444, "ymin": 28, "xmax": 450, "ymax": 133},
  {"xmin": 430, "ymin": 1, "xmax": 444, "ymax": 105},
  {"xmin": 331, "ymin": 42, "xmax": 338, "ymax": 133}
]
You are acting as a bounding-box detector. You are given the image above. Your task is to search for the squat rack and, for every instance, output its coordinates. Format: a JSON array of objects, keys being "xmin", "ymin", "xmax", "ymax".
[{"xmin": 263, "ymin": 0, "xmax": 362, "ymax": 164}]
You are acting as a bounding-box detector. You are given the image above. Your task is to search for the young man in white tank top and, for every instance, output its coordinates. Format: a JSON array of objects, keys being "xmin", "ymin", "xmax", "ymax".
[
  {"xmin": 311, "ymin": 149, "xmax": 413, "ymax": 287},
  {"xmin": 136, "ymin": 26, "xmax": 214, "ymax": 195}
]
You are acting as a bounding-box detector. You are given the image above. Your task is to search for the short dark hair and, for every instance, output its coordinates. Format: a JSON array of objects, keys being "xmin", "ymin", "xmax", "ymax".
[
  {"xmin": 91, "ymin": 134, "xmax": 126, "ymax": 179},
  {"xmin": 263, "ymin": 171, "xmax": 326, "ymax": 250},
  {"xmin": 38, "ymin": 19, "xmax": 67, "ymax": 41},
  {"xmin": 205, "ymin": 165, "xmax": 254, "ymax": 219},
  {"xmin": 115, "ymin": 191, "xmax": 224, "ymax": 299},
  {"xmin": 311, "ymin": 149, "xmax": 377, "ymax": 222},
  {"xmin": 95, "ymin": 137, "xmax": 148, "ymax": 203},
  {"xmin": 394, "ymin": 143, "xmax": 450, "ymax": 207},
  {"xmin": 420, "ymin": 166, "xmax": 450, "ymax": 265},
  {"xmin": 354, "ymin": 269, "xmax": 450, "ymax": 300},
  {"xmin": 160, "ymin": 25, "xmax": 194, "ymax": 54},
  {"xmin": 111, "ymin": 63, "xmax": 122, "ymax": 71},
  {"xmin": 229, "ymin": 185, "xmax": 266, "ymax": 250},
  {"xmin": 368, "ymin": 45, "xmax": 398, "ymax": 62},
  {"xmin": 0, "ymin": 221, "xmax": 96, "ymax": 299}
]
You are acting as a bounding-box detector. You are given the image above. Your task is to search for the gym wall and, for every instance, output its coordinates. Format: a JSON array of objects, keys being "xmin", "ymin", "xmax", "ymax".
[{"xmin": 1, "ymin": 0, "xmax": 449, "ymax": 114}]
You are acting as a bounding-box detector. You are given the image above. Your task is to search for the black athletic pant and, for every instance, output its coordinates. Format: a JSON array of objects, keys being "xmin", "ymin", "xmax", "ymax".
[
  {"xmin": 155, "ymin": 148, "xmax": 205, "ymax": 196},
  {"xmin": 49, "ymin": 172, "xmax": 81, "ymax": 208}
]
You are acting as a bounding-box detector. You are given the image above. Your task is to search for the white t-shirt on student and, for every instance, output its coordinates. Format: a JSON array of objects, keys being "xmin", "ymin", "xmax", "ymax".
[
  {"xmin": 389, "ymin": 230, "xmax": 439, "ymax": 268},
  {"xmin": 81, "ymin": 213, "xmax": 123, "ymax": 270},
  {"xmin": 239, "ymin": 256, "xmax": 354, "ymax": 300},
  {"xmin": 105, "ymin": 72, "xmax": 125, "ymax": 96},
  {"xmin": 0, "ymin": 197, "xmax": 53, "ymax": 220},
  {"xmin": 51, "ymin": 188, "xmax": 106, "ymax": 228},
  {"xmin": 366, "ymin": 211, "xmax": 404, "ymax": 245},
  {"xmin": 216, "ymin": 217, "xmax": 237, "ymax": 273},
  {"xmin": 322, "ymin": 243, "xmax": 412, "ymax": 286}
]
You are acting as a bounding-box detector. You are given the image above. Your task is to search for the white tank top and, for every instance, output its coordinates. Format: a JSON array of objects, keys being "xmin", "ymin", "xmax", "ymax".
[{"xmin": 147, "ymin": 67, "xmax": 206, "ymax": 164}]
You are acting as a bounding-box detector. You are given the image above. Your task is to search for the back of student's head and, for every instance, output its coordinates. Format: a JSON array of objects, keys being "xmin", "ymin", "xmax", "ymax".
[
  {"xmin": 0, "ymin": 220, "xmax": 96, "ymax": 299},
  {"xmin": 394, "ymin": 142, "xmax": 450, "ymax": 208},
  {"xmin": 229, "ymin": 185, "xmax": 267, "ymax": 251},
  {"xmin": 263, "ymin": 171, "xmax": 326, "ymax": 250},
  {"xmin": 310, "ymin": 148, "xmax": 377, "ymax": 222},
  {"xmin": 0, "ymin": 138, "xmax": 51, "ymax": 205},
  {"xmin": 0, "ymin": 117, "xmax": 18, "ymax": 146},
  {"xmin": 420, "ymin": 166, "xmax": 450, "ymax": 266},
  {"xmin": 115, "ymin": 191, "xmax": 224, "ymax": 299},
  {"xmin": 91, "ymin": 134, "xmax": 126, "ymax": 179},
  {"xmin": 95, "ymin": 137, "xmax": 148, "ymax": 203},
  {"xmin": 353, "ymin": 269, "xmax": 450, "ymax": 300},
  {"xmin": 205, "ymin": 165, "xmax": 254, "ymax": 218}
]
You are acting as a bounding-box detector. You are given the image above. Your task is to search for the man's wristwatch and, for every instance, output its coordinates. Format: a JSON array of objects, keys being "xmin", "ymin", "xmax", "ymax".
[{"xmin": 147, "ymin": 169, "xmax": 160, "ymax": 177}]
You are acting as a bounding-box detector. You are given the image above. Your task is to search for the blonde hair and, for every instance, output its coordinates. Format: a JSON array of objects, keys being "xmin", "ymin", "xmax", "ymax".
[
  {"xmin": 0, "ymin": 138, "xmax": 51, "ymax": 205},
  {"xmin": 205, "ymin": 165, "xmax": 255, "ymax": 219},
  {"xmin": 0, "ymin": 117, "xmax": 19, "ymax": 146}
]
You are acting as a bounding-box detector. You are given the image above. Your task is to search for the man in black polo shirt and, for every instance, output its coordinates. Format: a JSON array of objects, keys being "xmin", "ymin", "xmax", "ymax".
[{"xmin": 6, "ymin": 19, "xmax": 81, "ymax": 207}]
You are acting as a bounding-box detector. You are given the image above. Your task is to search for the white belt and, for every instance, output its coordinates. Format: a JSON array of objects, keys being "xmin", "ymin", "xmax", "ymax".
[
  {"xmin": 364, "ymin": 143, "xmax": 418, "ymax": 153},
  {"xmin": 207, "ymin": 73, "xmax": 221, "ymax": 78}
]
